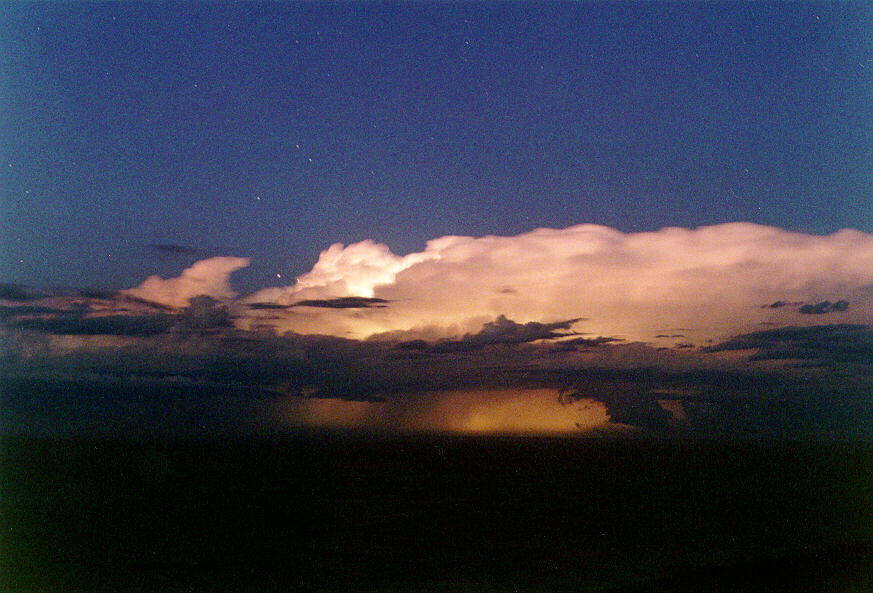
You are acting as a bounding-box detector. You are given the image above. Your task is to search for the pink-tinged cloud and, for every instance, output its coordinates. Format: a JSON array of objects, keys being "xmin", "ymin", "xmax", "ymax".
[
  {"xmin": 246, "ymin": 224, "xmax": 873, "ymax": 342},
  {"xmin": 122, "ymin": 257, "xmax": 250, "ymax": 309},
  {"xmin": 251, "ymin": 240, "xmax": 437, "ymax": 303}
]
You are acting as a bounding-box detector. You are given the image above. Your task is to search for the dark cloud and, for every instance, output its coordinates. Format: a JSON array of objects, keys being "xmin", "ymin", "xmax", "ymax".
[
  {"xmin": 423, "ymin": 315, "xmax": 582, "ymax": 353},
  {"xmin": 799, "ymin": 300, "xmax": 850, "ymax": 314},
  {"xmin": 394, "ymin": 339, "xmax": 430, "ymax": 352},
  {"xmin": 556, "ymin": 372, "xmax": 713, "ymax": 433},
  {"xmin": 0, "ymin": 305, "xmax": 63, "ymax": 320},
  {"xmin": 469, "ymin": 315, "xmax": 581, "ymax": 343},
  {"xmin": 597, "ymin": 392, "xmax": 673, "ymax": 431},
  {"xmin": 831, "ymin": 300, "xmax": 850, "ymax": 312},
  {"xmin": 247, "ymin": 302, "xmax": 293, "ymax": 310},
  {"xmin": 1, "ymin": 294, "xmax": 238, "ymax": 337},
  {"xmin": 3, "ymin": 315, "xmax": 582, "ymax": 404},
  {"xmin": 549, "ymin": 336, "xmax": 624, "ymax": 352},
  {"xmin": 12, "ymin": 312, "xmax": 175, "ymax": 336},
  {"xmin": 705, "ymin": 324, "xmax": 873, "ymax": 365},
  {"xmin": 655, "ymin": 334, "xmax": 686, "ymax": 338},
  {"xmin": 115, "ymin": 293, "xmax": 178, "ymax": 312},
  {"xmin": 551, "ymin": 361, "xmax": 873, "ymax": 438},
  {"xmin": 293, "ymin": 297, "xmax": 389, "ymax": 309},
  {"xmin": 3, "ymin": 309, "xmax": 872, "ymax": 439},
  {"xmin": 761, "ymin": 300, "xmax": 801, "ymax": 309},
  {"xmin": 0, "ymin": 283, "xmax": 44, "ymax": 301},
  {"xmin": 77, "ymin": 288, "xmax": 118, "ymax": 300},
  {"xmin": 177, "ymin": 295, "xmax": 234, "ymax": 332}
]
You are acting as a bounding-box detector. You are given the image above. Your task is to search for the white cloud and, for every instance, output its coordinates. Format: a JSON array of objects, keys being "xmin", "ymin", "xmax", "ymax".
[
  {"xmin": 245, "ymin": 224, "xmax": 873, "ymax": 342},
  {"xmin": 122, "ymin": 256, "xmax": 250, "ymax": 308},
  {"xmin": 250, "ymin": 240, "xmax": 437, "ymax": 304}
]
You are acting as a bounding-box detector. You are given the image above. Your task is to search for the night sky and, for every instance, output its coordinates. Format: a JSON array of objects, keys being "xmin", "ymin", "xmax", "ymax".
[{"xmin": 3, "ymin": 2, "xmax": 872, "ymax": 292}]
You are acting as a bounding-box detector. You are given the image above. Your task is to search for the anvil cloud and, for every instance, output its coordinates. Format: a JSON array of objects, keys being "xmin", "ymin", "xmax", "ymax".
[{"xmin": 245, "ymin": 224, "xmax": 873, "ymax": 343}]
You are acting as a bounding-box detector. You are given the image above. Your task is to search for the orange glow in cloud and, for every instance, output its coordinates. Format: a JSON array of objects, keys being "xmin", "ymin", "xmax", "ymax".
[{"xmin": 269, "ymin": 389, "xmax": 611, "ymax": 435}]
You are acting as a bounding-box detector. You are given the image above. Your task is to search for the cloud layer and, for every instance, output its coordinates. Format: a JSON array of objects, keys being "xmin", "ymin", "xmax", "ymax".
[{"xmin": 3, "ymin": 223, "xmax": 873, "ymax": 439}]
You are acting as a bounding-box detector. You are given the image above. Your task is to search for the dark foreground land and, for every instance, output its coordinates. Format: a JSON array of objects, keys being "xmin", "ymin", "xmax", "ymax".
[{"xmin": 3, "ymin": 434, "xmax": 873, "ymax": 592}]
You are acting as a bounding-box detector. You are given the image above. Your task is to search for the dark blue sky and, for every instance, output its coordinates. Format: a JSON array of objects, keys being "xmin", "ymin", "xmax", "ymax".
[{"xmin": 2, "ymin": 2, "xmax": 872, "ymax": 293}]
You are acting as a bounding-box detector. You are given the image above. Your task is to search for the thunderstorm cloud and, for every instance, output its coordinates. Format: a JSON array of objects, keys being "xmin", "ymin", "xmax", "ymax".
[
  {"xmin": 246, "ymin": 224, "xmax": 873, "ymax": 342},
  {"xmin": 4, "ymin": 224, "xmax": 873, "ymax": 439}
]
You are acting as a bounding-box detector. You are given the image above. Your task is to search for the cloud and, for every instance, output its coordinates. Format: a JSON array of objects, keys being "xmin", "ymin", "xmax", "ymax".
[
  {"xmin": 246, "ymin": 297, "xmax": 389, "ymax": 310},
  {"xmin": 548, "ymin": 336, "xmax": 623, "ymax": 352},
  {"xmin": 1, "ymin": 290, "xmax": 234, "ymax": 338},
  {"xmin": 176, "ymin": 295, "xmax": 234, "ymax": 332},
  {"xmin": 12, "ymin": 312, "xmax": 175, "ymax": 336},
  {"xmin": 246, "ymin": 224, "xmax": 873, "ymax": 343},
  {"xmin": 798, "ymin": 300, "xmax": 850, "ymax": 314},
  {"xmin": 0, "ymin": 305, "xmax": 61, "ymax": 320},
  {"xmin": 247, "ymin": 302, "xmax": 292, "ymax": 310},
  {"xmin": 419, "ymin": 315, "xmax": 582, "ymax": 353},
  {"xmin": 6, "ymin": 223, "xmax": 873, "ymax": 439},
  {"xmin": 122, "ymin": 256, "xmax": 250, "ymax": 308},
  {"xmin": 594, "ymin": 391, "xmax": 673, "ymax": 432},
  {"xmin": 77, "ymin": 288, "xmax": 119, "ymax": 300},
  {"xmin": 705, "ymin": 324, "xmax": 873, "ymax": 365},
  {"xmin": 3, "ymin": 309, "xmax": 872, "ymax": 438},
  {"xmin": 0, "ymin": 283, "xmax": 45, "ymax": 301},
  {"xmin": 764, "ymin": 301, "xmax": 790, "ymax": 309},
  {"xmin": 294, "ymin": 297, "xmax": 389, "ymax": 309},
  {"xmin": 251, "ymin": 240, "xmax": 436, "ymax": 304}
]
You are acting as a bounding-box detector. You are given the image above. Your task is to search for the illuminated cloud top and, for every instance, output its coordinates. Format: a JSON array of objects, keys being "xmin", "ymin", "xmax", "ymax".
[
  {"xmin": 243, "ymin": 224, "xmax": 873, "ymax": 342},
  {"xmin": 122, "ymin": 257, "xmax": 251, "ymax": 309}
]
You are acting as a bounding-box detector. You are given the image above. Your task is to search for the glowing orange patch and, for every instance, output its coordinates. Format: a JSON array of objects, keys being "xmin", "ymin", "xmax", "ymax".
[{"xmin": 269, "ymin": 389, "xmax": 610, "ymax": 435}]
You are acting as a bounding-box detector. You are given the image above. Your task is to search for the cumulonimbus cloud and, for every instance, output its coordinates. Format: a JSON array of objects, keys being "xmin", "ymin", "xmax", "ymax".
[
  {"xmin": 6, "ymin": 224, "xmax": 873, "ymax": 439},
  {"xmin": 246, "ymin": 224, "xmax": 873, "ymax": 342},
  {"xmin": 122, "ymin": 257, "xmax": 250, "ymax": 309}
]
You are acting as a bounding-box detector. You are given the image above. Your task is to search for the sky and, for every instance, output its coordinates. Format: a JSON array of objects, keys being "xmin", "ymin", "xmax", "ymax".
[
  {"xmin": 1, "ymin": 2, "xmax": 872, "ymax": 439},
  {"xmin": 2, "ymin": 2, "xmax": 872, "ymax": 291}
]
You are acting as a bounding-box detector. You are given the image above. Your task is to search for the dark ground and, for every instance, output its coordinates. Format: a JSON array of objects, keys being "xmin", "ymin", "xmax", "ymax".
[{"xmin": 3, "ymin": 434, "xmax": 873, "ymax": 592}]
